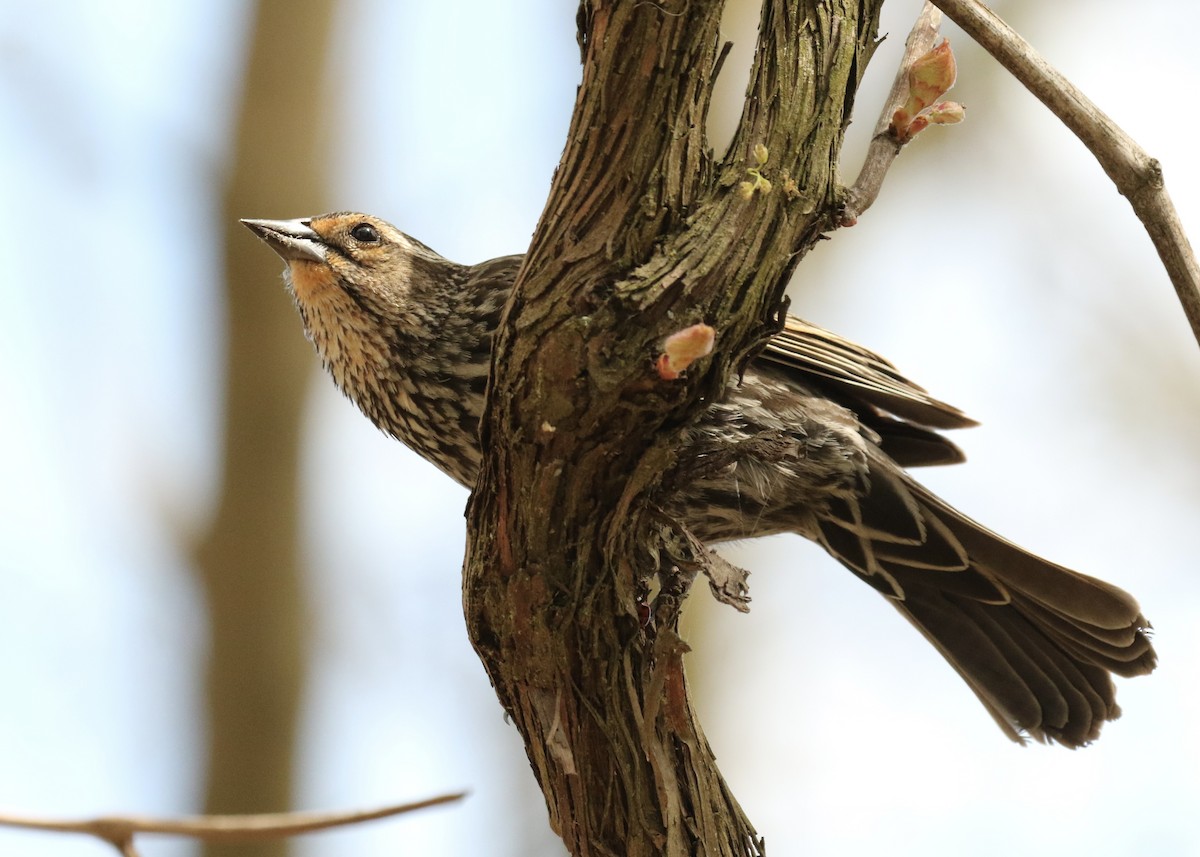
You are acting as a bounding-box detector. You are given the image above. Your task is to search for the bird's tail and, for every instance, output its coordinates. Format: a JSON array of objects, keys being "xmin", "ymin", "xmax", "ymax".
[{"xmin": 813, "ymin": 452, "xmax": 1156, "ymax": 747}]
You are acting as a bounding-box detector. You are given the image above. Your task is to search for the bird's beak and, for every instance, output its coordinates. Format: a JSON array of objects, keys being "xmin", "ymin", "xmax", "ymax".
[{"xmin": 241, "ymin": 218, "xmax": 326, "ymax": 263}]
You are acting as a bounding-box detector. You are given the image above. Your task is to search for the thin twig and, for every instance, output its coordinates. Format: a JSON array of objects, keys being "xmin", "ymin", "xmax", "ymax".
[
  {"xmin": 929, "ymin": 0, "xmax": 1200, "ymax": 349},
  {"xmin": 843, "ymin": 2, "xmax": 943, "ymax": 221},
  {"xmin": 0, "ymin": 792, "xmax": 465, "ymax": 853}
]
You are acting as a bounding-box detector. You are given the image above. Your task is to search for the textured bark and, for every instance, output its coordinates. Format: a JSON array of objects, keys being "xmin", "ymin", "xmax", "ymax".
[
  {"xmin": 463, "ymin": 2, "xmax": 884, "ymax": 854},
  {"xmin": 195, "ymin": 2, "xmax": 335, "ymax": 856}
]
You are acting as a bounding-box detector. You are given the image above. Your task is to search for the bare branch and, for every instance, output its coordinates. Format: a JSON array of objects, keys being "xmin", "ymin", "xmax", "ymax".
[
  {"xmin": 930, "ymin": 0, "xmax": 1200, "ymax": 348},
  {"xmin": 0, "ymin": 793, "xmax": 465, "ymax": 852},
  {"xmin": 843, "ymin": 2, "xmax": 944, "ymax": 221}
]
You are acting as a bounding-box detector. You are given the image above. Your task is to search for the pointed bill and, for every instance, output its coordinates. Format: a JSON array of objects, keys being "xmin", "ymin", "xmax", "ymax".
[{"xmin": 241, "ymin": 218, "xmax": 326, "ymax": 263}]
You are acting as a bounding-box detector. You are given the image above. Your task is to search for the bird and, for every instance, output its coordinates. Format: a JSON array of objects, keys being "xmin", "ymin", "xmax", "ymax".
[{"xmin": 243, "ymin": 211, "xmax": 1156, "ymax": 748}]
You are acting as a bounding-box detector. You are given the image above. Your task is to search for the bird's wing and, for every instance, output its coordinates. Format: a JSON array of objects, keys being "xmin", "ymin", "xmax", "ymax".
[{"xmin": 762, "ymin": 316, "xmax": 978, "ymax": 431}]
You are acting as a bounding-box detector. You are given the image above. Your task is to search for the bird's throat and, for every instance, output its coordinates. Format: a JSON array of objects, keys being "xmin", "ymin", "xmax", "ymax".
[{"xmin": 286, "ymin": 259, "xmax": 343, "ymax": 303}]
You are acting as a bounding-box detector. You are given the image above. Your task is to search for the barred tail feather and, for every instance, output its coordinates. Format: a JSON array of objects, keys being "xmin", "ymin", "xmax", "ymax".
[{"xmin": 814, "ymin": 453, "xmax": 1155, "ymax": 747}]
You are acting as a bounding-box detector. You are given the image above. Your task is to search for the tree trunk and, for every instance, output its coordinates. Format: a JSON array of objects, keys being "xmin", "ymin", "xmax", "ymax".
[{"xmin": 463, "ymin": 2, "xmax": 884, "ymax": 853}]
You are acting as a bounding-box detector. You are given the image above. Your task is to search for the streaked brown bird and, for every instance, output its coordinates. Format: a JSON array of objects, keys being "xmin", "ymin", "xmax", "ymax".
[{"xmin": 243, "ymin": 211, "xmax": 1155, "ymax": 748}]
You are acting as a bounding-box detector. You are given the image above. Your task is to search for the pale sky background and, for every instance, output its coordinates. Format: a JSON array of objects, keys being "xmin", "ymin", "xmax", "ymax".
[{"xmin": 2, "ymin": 1, "xmax": 1199, "ymax": 856}]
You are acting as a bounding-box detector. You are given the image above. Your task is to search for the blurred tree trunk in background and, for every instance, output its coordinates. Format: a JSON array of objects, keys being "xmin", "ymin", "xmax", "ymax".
[{"xmin": 195, "ymin": 1, "xmax": 336, "ymax": 855}]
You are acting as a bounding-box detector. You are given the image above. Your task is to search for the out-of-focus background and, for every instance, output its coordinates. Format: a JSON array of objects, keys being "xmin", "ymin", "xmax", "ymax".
[{"xmin": 2, "ymin": 1, "xmax": 1198, "ymax": 855}]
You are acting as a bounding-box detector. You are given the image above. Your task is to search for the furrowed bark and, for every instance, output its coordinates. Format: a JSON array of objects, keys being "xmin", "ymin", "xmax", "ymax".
[{"xmin": 463, "ymin": 2, "xmax": 883, "ymax": 853}]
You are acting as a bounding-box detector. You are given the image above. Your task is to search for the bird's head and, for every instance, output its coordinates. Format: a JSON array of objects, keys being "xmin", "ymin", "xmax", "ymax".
[
  {"xmin": 240, "ymin": 212, "xmax": 445, "ymax": 317},
  {"xmin": 242, "ymin": 211, "xmax": 500, "ymax": 485},
  {"xmin": 242, "ymin": 212, "xmax": 430, "ymax": 399}
]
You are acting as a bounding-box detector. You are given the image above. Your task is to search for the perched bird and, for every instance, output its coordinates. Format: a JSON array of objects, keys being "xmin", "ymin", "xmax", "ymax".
[{"xmin": 243, "ymin": 211, "xmax": 1155, "ymax": 748}]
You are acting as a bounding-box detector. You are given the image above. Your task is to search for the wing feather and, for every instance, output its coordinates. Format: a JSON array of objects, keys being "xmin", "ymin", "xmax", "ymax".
[{"xmin": 763, "ymin": 317, "xmax": 977, "ymax": 430}]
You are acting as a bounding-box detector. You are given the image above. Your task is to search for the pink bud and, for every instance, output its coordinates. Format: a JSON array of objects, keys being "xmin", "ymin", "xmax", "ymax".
[
  {"xmin": 926, "ymin": 101, "xmax": 966, "ymax": 125},
  {"xmin": 890, "ymin": 41, "xmax": 963, "ymax": 143},
  {"xmin": 905, "ymin": 39, "xmax": 957, "ymax": 116},
  {"xmin": 656, "ymin": 323, "xmax": 715, "ymax": 380},
  {"xmin": 904, "ymin": 115, "xmax": 930, "ymax": 140}
]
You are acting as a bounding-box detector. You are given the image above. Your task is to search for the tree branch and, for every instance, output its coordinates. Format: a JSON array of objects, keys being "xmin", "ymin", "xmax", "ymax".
[
  {"xmin": 0, "ymin": 794, "xmax": 464, "ymax": 856},
  {"xmin": 463, "ymin": 1, "xmax": 884, "ymax": 854},
  {"xmin": 843, "ymin": 2, "xmax": 944, "ymax": 221},
  {"xmin": 930, "ymin": 0, "xmax": 1200, "ymax": 348}
]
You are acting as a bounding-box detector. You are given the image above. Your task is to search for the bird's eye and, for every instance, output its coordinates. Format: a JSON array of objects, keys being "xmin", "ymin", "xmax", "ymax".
[{"xmin": 350, "ymin": 222, "xmax": 380, "ymax": 243}]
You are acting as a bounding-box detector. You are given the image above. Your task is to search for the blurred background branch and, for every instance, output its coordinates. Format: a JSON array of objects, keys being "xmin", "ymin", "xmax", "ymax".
[
  {"xmin": 0, "ymin": 793, "xmax": 463, "ymax": 856},
  {"xmin": 193, "ymin": 1, "xmax": 335, "ymax": 856}
]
